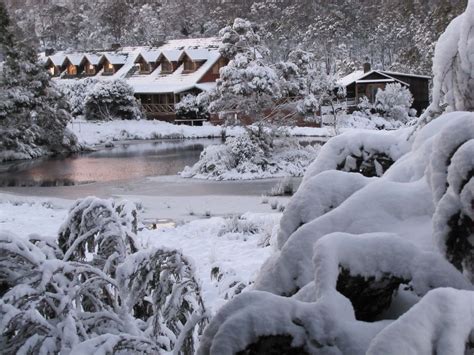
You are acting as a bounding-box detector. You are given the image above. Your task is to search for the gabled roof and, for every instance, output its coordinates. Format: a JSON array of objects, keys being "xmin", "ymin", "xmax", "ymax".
[
  {"xmin": 159, "ymin": 50, "xmax": 182, "ymax": 62},
  {"xmin": 128, "ymin": 50, "xmax": 221, "ymax": 94},
  {"xmin": 184, "ymin": 49, "xmax": 213, "ymax": 61},
  {"xmin": 101, "ymin": 52, "xmax": 128, "ymax": 65},
  {"xmin": 65, "ymin": 54, "xmax": 85, "ymax": 66},
  {"xmin": 84, "ymin": 53, "xmax": 102, "ymax": 66},
  {"xmin": 47, "ymin": 53, "xmax": 67, "ymax": 66},
  {"xmin": 138, "ymin": 50, "xmax": 162, "ymax": 63},
  {"xmin": 338, "ymin": 69, "xmax": 430, "ymax": 87}
]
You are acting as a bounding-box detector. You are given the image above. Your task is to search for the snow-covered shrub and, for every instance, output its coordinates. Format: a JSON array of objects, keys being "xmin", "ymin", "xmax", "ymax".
[
  {"xmin": 277, "ymin": 170, "xmax": 372, "ymax": 249},
  {"xmin": 58, "ymin": 197, "xmax": 139, "ymax": 275},
  {"xmin": 175, "ymin": 93, "xmax": 210, "ymax": 120},
  {"xmin": 210, "ymin": 264, "xmax": 247, "ymax": 301},
  {"xmin": 375, "ymin": 83, "xmax": 414, "ymax": 123},
  {"xmin": 420, "ymin": 0, "xmax": 474, "ymax": 122},
  {"xmin": 182, "ymin": 131, "xmax": 318, "ymax": 180},
  {"xmin": 83, "ymin": 79, "xmax": 143, "ymax": 121},
  {"xmin": 0, "ymin": 232, "xmax": 122, "ymax": 354},
  {"xmin": 59, "ymin": 79, "xmax": 97, "ymax": 117},
  {"xmin": 312, "ymin": 232, "xmax": 470, "ymax": 321},
  {"xmin": 367, "ymin": 288, "xmax": 474, "ymax": 355},
  {"xmin": 116, "ymin": 248, "xmax": 207, "ymax": 354},
  {"xmin": 303, "ymin": 129, "xmax": 409, "ymax": 182},
  {"xmin": 198, "ymin": 113, "xmax": 474, "ymax": 355},
  {"xmin": 1, "ymin": 197, "xmax": 208, "ymax": 354},
  {"xmin": 433, "ymin": 138, "xmax": 474, "ymax": 280},
  {"xmin": 338, "ymin": 113, "xmax": 404, "ymax": 130}
]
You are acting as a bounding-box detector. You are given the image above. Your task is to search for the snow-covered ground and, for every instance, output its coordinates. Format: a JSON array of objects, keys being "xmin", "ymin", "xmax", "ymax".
[
  {"xmin": 69, "ymin": 119, "xmax": 332, "ymax": 147},
  {"xmin": 0, "ymin": 192, "xmax": 280, "ymax": 316}
]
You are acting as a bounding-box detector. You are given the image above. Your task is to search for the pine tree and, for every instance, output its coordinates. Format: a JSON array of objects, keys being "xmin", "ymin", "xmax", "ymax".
[{"xmin": 0, "ymin": 1, "xmax": 77, "ymax": 161}]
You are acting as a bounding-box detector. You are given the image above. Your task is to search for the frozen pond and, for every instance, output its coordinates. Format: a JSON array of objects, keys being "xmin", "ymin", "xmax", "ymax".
[
  {"xmin": 0, "ymin": 139, "xmax": 217, "ymax": 187},
  {"xmin": 0, "ymin": 138, "xmax": 325, "ymax": 200}
]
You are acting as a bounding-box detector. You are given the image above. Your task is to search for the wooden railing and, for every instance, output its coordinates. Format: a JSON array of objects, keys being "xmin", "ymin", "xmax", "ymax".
[{"xmin": 142, "ymin": 103, "xmax": 175, "ymax": 114}]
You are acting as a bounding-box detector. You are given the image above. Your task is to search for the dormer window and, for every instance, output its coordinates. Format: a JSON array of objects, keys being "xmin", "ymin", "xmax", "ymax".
[
  {"xmin": 104, "ymin": 61, "xmax": 115, "ymax": 74},
  {"xmin": 67, "ymin": 64, "xmax": 77, "ymax": 75},
  {"xmin": 139, "ymin": 62, "xmax": 151, "ymax": 73},
  {"xmin": 183, "ymin": 57, "xmax": 194, "ymax": 72},
  {"xmin": 85, "ymin": 63, "xmax": 95, "ymax": 75},
  {"xmin": 161, "ymin": 60, "xmax": 172, "ymax": 73}
]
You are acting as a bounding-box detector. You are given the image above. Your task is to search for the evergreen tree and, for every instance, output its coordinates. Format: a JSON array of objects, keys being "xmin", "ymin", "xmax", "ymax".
[{"xmin": 0, "ymin": 1, "xmax": 77, "ymax": 161}]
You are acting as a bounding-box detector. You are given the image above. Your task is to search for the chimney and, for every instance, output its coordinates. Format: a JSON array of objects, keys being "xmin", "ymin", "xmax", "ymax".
[
  {"xmin": 363, "ymin": 62, "xmax": 371, "ymax": 73},
  {"xmin": 45, "ymin": 48, "xmax": 55, "ymax": 56}
]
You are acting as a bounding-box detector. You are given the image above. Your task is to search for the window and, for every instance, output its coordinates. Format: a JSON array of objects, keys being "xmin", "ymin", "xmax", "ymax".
[
  {"xmin": 48, "ymin": 66, "xmax": 55, "ymax": 76},
  {"xmin": 86, "ymin": 63, "xmax": 95, "ymax": 75},
  {"xmin": 183, "ymin": 57, "xmax": 194, "ymax": 72},
  {"xmin": 67, "ymin": 64, "xmax": 77, "ymax": 75},
  {"xmin": 104, "ymin": 61, "xmax": 114, "ymax": 74},
  {"xmin": 161, "ymin": 60, "xmax": 172, "ymax": 73},
  {"xmin": 140, "ymin": 61, "xmax": 150, "ymax": 73}
]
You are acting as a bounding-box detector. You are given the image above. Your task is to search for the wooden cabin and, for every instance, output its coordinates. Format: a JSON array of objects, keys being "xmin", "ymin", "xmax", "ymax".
[
  {"xmin": 45, "ymin": 38, "xmax": 226, "ymax": 124},
  {"xmin": 338, "ymin": 64, "xmax": 431, "ymax": 115}
]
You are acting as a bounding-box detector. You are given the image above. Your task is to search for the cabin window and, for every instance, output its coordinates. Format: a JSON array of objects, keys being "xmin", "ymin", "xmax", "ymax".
[
  {"xmin": 139, "ymin": 61, "xmax": 150, "ymax": 73},
  {"xmin": 67, "ymin": 64, "xmax": 77, "ymax": 75},
  {"xmin": 86, "ymin": 63, "xmax": 95, "ymax": 75},
  {"xmin": 161, "ymin": 60, "xmax": 172, "ymax": 73},
  {"xmin": 48, "ymin": 66, "xmax": 55, "ymax": 76},
  {"xmin": 103, "ymin": 61, "xmax": 115, "ymax": 74},
  {"xmin": 183, "ymin": 57, "xmax": 194, "ymax": 72}
]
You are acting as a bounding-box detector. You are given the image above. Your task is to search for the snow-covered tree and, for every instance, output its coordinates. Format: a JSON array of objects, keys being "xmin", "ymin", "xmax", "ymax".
[
  {"xmin": 83, "ymin": 80, "xmax": 143, "ymax": 121},
  {"xmin": 175, "ymin": 93, "xmax": 210, "ymax": 121},
  {"xmin": 375, "ymin": 83, "xmax": 414, "ymax": 123},
  {"xmin": 0, "ymin": 2, "xmax": 77, "ymax": 162}
]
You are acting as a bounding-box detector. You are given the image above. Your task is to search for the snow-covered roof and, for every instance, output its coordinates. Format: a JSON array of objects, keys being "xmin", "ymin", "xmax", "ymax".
[
  {"xmin": 102, "ymin": 52, "xmax": 128, "ymax": 65},
  {"xmin": 50, "ymin": 37, "xmax": 223, "ymax": 95},
  {"xmin": 338, "ymin": 69, "xmax": 429, "ymax": 87},
  {"xmin": 160, "ymin": 50, "xmax": 182, "ymax": 62},
  {"xmin": 185, "ymin": 49, "xmax": 212, "ymax": 61},
  {"xmin": 65, "ymin": 54, "xmax": 84, "ymax": 66},
  {"xmin": 356, "ymin": 79, "xmax": 397, "ymax": 84},
  {"xmin": 337, "ymin": 70, "xmax": 365, "ymax": 87},
  {"xmin": 139, "ymin": 50, "xmax": 162, "ymax": 63},
  {"xmin": 129, "ymin": 50, "xmax": 221, "ymax": 94},
  {"xmin": 48, "ymin": 53, "xmax": 67, "ymax": 66},
  {"xmin": 84, "ymin": 53, "xmax": 102, "ymax": 66},
  {"xmin": 380, "ymin": 71, "xmax": 431, "ymax": 80}
]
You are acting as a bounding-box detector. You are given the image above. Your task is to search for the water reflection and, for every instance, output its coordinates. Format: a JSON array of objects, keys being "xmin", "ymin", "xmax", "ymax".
[{"xmin": 0, "ymin": 139, "xmax": 214, "ymax": 187}]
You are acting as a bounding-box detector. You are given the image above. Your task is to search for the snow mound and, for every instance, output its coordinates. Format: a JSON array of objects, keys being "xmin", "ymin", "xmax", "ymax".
[
  {"xmin": 303, "ymin": 128, "xmax": 411, "ymax": 183},
  {"xmin": 367, "ymin": 288, "xmax": 474, "ymax": 355},
  {"xmin": 277, "ymin": 171, "xmax": 373, "ymax": 249}
]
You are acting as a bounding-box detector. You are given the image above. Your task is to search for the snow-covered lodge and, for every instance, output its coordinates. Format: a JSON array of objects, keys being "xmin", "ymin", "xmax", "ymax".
[
  {"xmin": 44, "ymin": 38, "xmax": 228, "ymax": 122},
  {"xmin": 338, "ymin": 63, "xmax": 431, "ymax": 115}
]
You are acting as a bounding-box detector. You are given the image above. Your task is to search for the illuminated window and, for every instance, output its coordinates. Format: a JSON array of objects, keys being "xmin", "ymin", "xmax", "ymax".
[
  {"xmin": 49, "ymin": 66, "xmax": 55, "ymax": 76},
  {"xmin": 67, "ymin": 64, "xmax": 77, "ymax": 75},
  {"xmin": 86, "ymin": 63, "xmax": 95, "ymax": 75}
]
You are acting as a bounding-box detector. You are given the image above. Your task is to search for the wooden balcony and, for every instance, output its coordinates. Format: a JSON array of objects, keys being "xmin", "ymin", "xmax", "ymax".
[{"xmin": 142, "ymin": 103, "xmax": 175, "ymax": 115}]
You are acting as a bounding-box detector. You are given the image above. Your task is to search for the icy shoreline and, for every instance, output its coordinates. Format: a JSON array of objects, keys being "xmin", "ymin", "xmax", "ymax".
[{"xmin": 68, "ymin": 119, "xmax": 333, "ymax": 147}]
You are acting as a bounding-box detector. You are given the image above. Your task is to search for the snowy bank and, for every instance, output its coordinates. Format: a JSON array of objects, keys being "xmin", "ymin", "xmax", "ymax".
[{"xmin": 68, "ymin": 119, "xmax": 332, "ymax": 147}]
